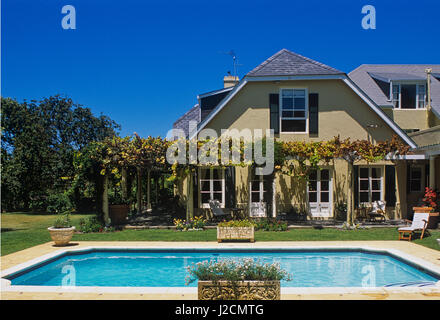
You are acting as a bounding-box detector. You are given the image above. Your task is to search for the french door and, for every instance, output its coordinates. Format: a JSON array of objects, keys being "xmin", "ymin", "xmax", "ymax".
[
  {"xmin": 249, "ymin": 175, "xmax": 267, "ymax": 217},
  {"xmin": 308, "ymin": 169, "xmax": 332, "ymax": 217}
]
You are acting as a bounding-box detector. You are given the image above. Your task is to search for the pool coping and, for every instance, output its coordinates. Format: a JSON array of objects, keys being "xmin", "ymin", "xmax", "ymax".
[{"xmin": 2, "ymin": 242, "xmax": 440, "ymax": 299}]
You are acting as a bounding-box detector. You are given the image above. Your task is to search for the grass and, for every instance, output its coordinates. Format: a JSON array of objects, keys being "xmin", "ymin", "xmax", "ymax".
[{"xmin": 1, "ymin": 212, "xmax": 439, "ymax": 256}]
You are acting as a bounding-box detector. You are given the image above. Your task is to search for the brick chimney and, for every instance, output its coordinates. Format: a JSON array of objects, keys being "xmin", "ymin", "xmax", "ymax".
[{"xmin": 223, "ymin": 75, "xmax": 239, "ymax": 88}]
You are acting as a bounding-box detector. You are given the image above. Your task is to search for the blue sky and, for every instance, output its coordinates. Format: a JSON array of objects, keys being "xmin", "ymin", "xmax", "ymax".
[{"xmin": 2, "ymin": 0, "xmax": 439, "ymax": 137}]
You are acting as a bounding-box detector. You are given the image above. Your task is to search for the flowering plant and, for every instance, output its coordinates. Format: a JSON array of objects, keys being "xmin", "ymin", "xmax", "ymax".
[
  {"xmin": 422, "ymin": 187, "xmax": 438, "ymax": 209},
  {"xmin": 185, "ymin": 258, "xmax": 293, "ymax": 285},
  {"xmin": 217, "ymin": 219, "xmax": 256, "ymax": 228},
  {"xmin": 174, "ymin": 216, "xmax": 206, "ymax": 231}
]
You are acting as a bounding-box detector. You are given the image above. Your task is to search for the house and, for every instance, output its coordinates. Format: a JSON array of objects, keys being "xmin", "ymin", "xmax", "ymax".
[{"xmin": 173, "ymin": 49, "xmax": 440, "ymax": 220}]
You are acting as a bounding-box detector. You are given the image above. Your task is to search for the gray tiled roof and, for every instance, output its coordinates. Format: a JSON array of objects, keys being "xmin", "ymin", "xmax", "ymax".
[
  {"xmin": 349, "ymin": 65, "xmax": 440, "ymax": 116},
  {"xmin": 247, "ymin": 49, "xmax": 344, "ymax": 77},
  {"xmin": 173, "ymin": 104, "xmax": 200, "ymax": 138}
]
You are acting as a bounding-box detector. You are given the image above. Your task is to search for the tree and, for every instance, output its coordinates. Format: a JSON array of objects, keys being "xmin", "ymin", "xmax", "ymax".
[{"xmin": 1, "ymin": 95, "xmax": 120, "ymax": 211}]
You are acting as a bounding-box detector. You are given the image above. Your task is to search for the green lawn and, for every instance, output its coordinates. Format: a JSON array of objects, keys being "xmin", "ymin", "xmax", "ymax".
[{"xmin": 2, "ymin": 212, "xmax": 439, "ymax": 256}]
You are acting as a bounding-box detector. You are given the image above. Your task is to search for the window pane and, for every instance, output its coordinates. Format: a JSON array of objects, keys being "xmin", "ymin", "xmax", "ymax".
[
  {"xmin": 320, "ymin": 192, "xmax": 329, "ymax": 203},
  {"xmin": 294, "ymin": 97, "xmax": 305, "ymax": 108},
  {"xmin": 360, "ymin": 192, "xmax": 369, "ymax": 203},
  {"xmin": 410, "ymin": 180, "xmax": 421, "ymax": 192},
  {"xmin": 371, "ymin": 179, "xmax": 381, "ymax": 191},
  {"xmin": 321, "ymin": 170, "xmax": 329, "ymax": 180},
  {"xmin": 411, "ymin": 167, "xmax": 421, "ymax": 179},
  {"xmin": 201, "ymin": 193, "xmax": 211, "ymax": 204},
  {"xmin": 213, "ymin": 180, "xmax": 222, "ymax": 191},
  {"xmin": 212, "ymin": 169, "xmax": 220, "ymax": 179},
  {"xmin": 200, "ymin": 169, "xmax": 209, "ymax": 179},
  {"xmin": 309, "ymin": 192, "xmax": 317, "ymax": 203},
  {"xmin": 251, "ymin": 192, "xmax": 260, "ymax": 203},
  {"xmin": 360, "ymin": 180, "xmax": 369, "ymax": 191},
  {"xmin": 293, "ymin": 110, "xmax": 305, "ymax": 118},
  {"xmin": 251, "ymin": 181, "xmax": 260, "ymax": 191},
  {"xmin": 401, "ymin": 84, "xmax": 416, "ymax": 109},
  {"xmin": 282, "ymin": 111, "xmax": 294, "ymax": 118},
  {"xmin": 309, "ymin": 170, "xmax": 317, "ymax": 181},
  {"xmin": 213, "ymin": 192, "xmax": 222, "ymax": 201},
  {"xmin": 281, "ymin": 120, "xmax": 306, "ymax": 132},
  {"xmin": 321, "ymin": 181, "xmax": 329, "ymax": 191},
  {"xmin": 282, "ymin": 89, "xmax": 293, "ymax": 97},
  {"xmin": 371, "ymin": 168, "xmax": 381, "ymax": 178},
  {"xmin": 360, "ymin": 168, "xmax": 369, "ymax": 178},
  {"xmin": 308, "ymin": 181, "xmax": 317, "ymax": 192},
  {"xmin": 201, "ymin": 180, "xmax": 210, "ymax": 191},
  {"xmin": 294, "ymin": 89, "xmax": 305, "ymax": 97},
  {"xmin": 282, "ymin": 98, "xmax": 293, "ymax": 109},
  {"xmin": 372, "ymin": 192, "xmax": 381, "ymax": 201}
]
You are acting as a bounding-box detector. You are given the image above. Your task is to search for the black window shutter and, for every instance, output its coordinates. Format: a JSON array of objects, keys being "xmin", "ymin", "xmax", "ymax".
[
  {"xmin": 354, "ymin": 165, "xmax": 359, "ymax": 208},
  {"xmin": 225, "ymin": 167, "xmax": 236, "ymax": 208},
  {"xmin": 269, "ymin": 94, "xmax": 279, "ymax": 134},
  {"xmin": 406, "ymin": 163, "xmax": 411, "ymax": 194},
  {"xmin": 309, "ymin": 93, "xmax": 319, "ymax": 135},
  {"xmin": 385, "ymin": 165, "xmax": 396, "ymax": 207}
]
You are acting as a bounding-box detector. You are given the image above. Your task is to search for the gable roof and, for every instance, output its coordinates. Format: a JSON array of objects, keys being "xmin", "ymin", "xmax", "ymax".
[
  {"xmin": 349, "ymin": 64, "xmax": 440, "ymax": 117},
  {"xmin": 247, "ymin": 49, "xmax": 344, "ymax": 77},
  {"xmin": 186, "ymin": 50, "xmax": 417, "ymax": 148},
  {"xmin": 173, "ymin": 104, "xmax": 200, "ymax": 138}
]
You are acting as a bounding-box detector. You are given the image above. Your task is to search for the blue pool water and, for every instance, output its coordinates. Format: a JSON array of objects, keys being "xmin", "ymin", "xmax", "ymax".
[{"xmin": 5, "ymin": 249, "xmax": 439, "ymax": 287}]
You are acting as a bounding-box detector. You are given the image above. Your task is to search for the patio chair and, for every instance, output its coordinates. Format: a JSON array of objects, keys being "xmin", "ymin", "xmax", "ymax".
[
  {"xmin": 208, "ymin": 200, "xmax": 232, "ymax": 221},
  {"xmin": 368, "ymin": 200, "xmax": 386, "ymax": 222},
  {"xmin": 398, "ymin": 212, "xmax": 430, "ymax": 241}
]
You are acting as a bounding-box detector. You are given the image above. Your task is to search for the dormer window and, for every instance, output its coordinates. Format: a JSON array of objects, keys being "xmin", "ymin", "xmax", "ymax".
[{"xmin": 391, "ymin": 83, "xmax": 426, "ymax": 109}]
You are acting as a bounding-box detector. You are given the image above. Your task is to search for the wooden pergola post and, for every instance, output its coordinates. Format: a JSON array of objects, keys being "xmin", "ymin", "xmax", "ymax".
[
  {"xmin": 102, "ymin": 174, "xmax": 110, "ymax": 225},
  {"xmin": 186, "ymin": 171, "xmax": 194, "ymax": 220},
  {"xmin": 146, "ymin": 169, "xmax": 151, "ymax": 210},
  {"xmin": 121, "ymin": 167, "xmax": 128, "ymax": 201},
  {"xmin": 347, "ymin": 162, "xmax": 355, "ymax": 225},
  {"xmin": 137, "ymin": 167, "xmax": 142, "ymax": 214}
]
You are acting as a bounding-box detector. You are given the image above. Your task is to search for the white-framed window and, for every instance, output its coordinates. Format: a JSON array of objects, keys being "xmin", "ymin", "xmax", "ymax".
[
  {"xmin": 199, "ymin": 167, "xmax": 225, "ymax": 208},
  {"xmin": 280, "ymin": 88, "xmax": 308, "ymax": 133},
  {"xmin": 409, "ymin": 165, "xmax": 423, "ymax": 193},
  {"xmin": 390, "ymin": 83, "xmax": 426, "ymax": 109},
  {"xmin": 250, "ymin": 175, "xmax": 267, "ymax": 203},
  {"xmin": 358, "ymin": 166, "xmax": 383, "ymax": 203}
]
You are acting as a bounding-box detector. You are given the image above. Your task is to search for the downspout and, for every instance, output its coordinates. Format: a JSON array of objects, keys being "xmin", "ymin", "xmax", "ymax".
[{"xmin": 425, "ymin": 68, "xmax": 432, "ymax": 128}]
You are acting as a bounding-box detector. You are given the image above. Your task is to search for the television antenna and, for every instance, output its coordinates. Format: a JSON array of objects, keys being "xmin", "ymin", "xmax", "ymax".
[{"xmin": 221, "ymin": 50, "xmax": 242, "ymax": 79}]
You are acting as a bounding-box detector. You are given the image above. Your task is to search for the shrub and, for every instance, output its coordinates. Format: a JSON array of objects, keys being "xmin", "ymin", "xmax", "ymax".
[
  {"xmin": 53, "ymin": 213, "xmax": 72, "ymax": 228},
  {"xmin": 79, "ymin": 216, "xmax": 104, "ymax": 233},
  {"xmin": 46, "ymin": 193, "xmax": 73, "ymax": 214},
  {"xmin": 217, "ymin": 219, "xmax": 256, "ymax": 228},
  {"xmin": 254, "ymin": 218, "xmax": 287, "ymax": 231},
  {"xmin": 185, "ymin": 258, "xmax": 293, "ymax": 285}
]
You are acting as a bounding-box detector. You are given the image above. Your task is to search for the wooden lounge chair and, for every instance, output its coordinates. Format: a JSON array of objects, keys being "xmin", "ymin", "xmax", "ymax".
[
  {"xmin": 398, "ymin": 212, "xmax": 430, "ymax": 241},
  {"xmin": 208, "ymin": 200, "xmax": 232, "ymax": 221},
  {"xmin": 368, "ymin": 200, "xmax": 386, "ymax": 222}
]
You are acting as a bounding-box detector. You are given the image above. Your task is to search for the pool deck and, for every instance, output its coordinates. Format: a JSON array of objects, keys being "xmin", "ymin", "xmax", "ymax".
[{"xmin": 1, "ymin": 241, "xmax": 440, "ymax": 300}]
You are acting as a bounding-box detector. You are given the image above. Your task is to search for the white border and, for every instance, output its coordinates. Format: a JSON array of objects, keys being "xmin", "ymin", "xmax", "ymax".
[{"xmin": 2, "ymin": 244, "xmax": 440, "ymax": 296}]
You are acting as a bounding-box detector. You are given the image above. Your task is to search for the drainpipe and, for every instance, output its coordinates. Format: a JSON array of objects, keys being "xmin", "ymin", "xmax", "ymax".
[{"xmin": 425, "ymin": 68, "xmax": 432, "ymax": 128}]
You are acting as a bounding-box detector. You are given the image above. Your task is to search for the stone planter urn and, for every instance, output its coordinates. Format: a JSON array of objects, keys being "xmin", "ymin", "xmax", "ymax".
[
  {"xmin": 48, "ymin": 226, "xmax": 76, "ymax": 246},
  {"xmin": 198, "ymin": 280, "xmax": 280, "ymax": 300},
  {"xmin": 217, "ymin": 226, "xmax": 255, "ymax": 243},
  {"xmin": 413, "ymin": 207, "xmax": 439, "ymax": 229},
  {"xmin": 109, "ymin": 204, "xmax": 130, "ymax": 225}
]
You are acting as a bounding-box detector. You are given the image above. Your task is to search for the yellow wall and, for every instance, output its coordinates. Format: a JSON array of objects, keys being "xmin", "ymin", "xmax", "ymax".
[{"xmin": 206, "ymin": 80, "xmax": 401, "ymax": 143}]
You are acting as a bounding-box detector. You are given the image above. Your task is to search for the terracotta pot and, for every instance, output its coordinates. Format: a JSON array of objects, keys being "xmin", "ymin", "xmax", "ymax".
[
  {"xmin": 198, "ymin": 280, "xmax": 280, "ymax": 300},
  {"xmin": 48, "ymin": 226, "xmax": 75, "ymax": 246},
  {"xmin": 109, "ymin": 204, "xmax": 130, "ymax": 225}
]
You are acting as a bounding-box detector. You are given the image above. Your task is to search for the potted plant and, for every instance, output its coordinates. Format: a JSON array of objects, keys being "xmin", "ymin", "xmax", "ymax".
[
  {"xmin": 109, "ymin": 199, "xmax": 130, "ymax": 226},
  {"xmin": 217, "ymin": 219, "xmax": 256, "ymax": 242},
  {"xmin": 414, "ymin": 187, "xmax": 439, "ymax": 229},
  {"xmin": 48, "ymin": 212, "xmax": 75, "ymax": 246},
  {"xmin": 186, "ymin": 258, "xmax": 292, "ymax": 300}
]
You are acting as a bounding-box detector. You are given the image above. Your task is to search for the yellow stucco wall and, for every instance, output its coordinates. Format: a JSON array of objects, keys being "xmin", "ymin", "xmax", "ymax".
[{"xmin": 206, "ymin": 80, "xmax": 401, "ymax": 143}]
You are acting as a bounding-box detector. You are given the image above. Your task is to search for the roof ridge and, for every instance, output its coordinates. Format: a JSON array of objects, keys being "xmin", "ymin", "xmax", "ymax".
[
  {"xmin": 284, "ymin": 49, "xmax": 343, "ymax": 73},
  {"xmin": 247, "ymin": 49, "xmax": 288, "ymax": 75}
]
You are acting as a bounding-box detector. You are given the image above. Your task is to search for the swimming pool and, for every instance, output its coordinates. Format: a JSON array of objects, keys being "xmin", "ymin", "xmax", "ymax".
[{"xmin": 4, "ymin": 248, "xmax": 439, "ymax": 288}]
